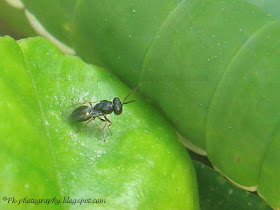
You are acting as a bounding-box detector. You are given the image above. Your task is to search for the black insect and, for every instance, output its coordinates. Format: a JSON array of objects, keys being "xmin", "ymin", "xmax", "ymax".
[{"xmin": 67, "ymin": 88, "xmax": 137, "ymax": 141}]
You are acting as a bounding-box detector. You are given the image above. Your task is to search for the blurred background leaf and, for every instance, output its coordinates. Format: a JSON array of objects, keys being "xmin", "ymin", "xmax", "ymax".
[{"xmin": 193, "ymin": 160, "xmax": 272, "ymax": 210}]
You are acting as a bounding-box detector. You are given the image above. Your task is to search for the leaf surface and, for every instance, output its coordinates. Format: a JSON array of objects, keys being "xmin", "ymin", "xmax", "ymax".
[{"xmin": 0, "ymin": 36, "xmax": 199, "ymax": 209}]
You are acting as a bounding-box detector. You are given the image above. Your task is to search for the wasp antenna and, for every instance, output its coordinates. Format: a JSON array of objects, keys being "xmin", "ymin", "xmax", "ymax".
[
  {"xmin": 123, "ymin": 100, "xmax": 136, "ymax": 105},
  {"xmin": 122, "ymin": 87, "xmax": 138, "ymax": 104}
]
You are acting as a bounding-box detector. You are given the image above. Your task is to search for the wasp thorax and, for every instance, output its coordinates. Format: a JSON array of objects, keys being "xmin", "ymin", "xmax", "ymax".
[
  {"xmin": 113, "ymin": 97, "xmax": 122, "ymax": 115},
  {"xmin": 94, "ymin": 100, "xmax": 113, "ymax": 114}
]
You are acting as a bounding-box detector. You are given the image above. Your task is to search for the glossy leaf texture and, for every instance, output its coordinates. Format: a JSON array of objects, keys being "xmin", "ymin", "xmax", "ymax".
[{"xmin": 0, "ymin": 36, "xmax": 199, "ymax": 209}]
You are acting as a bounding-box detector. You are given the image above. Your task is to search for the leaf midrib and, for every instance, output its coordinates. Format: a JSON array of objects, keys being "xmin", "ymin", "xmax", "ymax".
[{"xmin": 19, "ymin": 44, "xmax": 65, "ymax": 208}]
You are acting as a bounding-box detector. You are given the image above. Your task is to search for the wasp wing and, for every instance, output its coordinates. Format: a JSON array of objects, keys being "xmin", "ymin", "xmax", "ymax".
[
  {"xmin": 62, "ymin": 101, "xmax": 104, "ymax": 123},
  {"xmin": 61, "ymin": 102, "xmax": 91, "ymax": 122}
]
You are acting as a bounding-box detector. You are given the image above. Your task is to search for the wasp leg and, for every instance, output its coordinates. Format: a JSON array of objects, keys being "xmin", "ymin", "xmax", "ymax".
[
  {"xmin": 97, "ymin": 117, "xmax": 107, "ymax": 142},
  {"xmin": 104, "ymin": 116, "xmax": 113, "ymax": 135},
  {"xmin": 98, "ymin": 117, "xmax": 106, "ymax": 122},
  {"xmin": 97, "ymin": 116, "xmax": 112, "ymax": 141},
  {"xmin": 76, "ymin": 117, "xmax": 95, "ymax": 133},
  {"xmin": 71, "ymin": 98, "xmax": 91, "ymax": 105},
  {"xmin": 71, "ymin": 98, "xmax": 87, "ymax": 104},
  {"xmin": 102, "ymin": 121, "xmax": 107, "ymax": 142},
  {"xmin": 71, "ymin": 98, "xmax": 100, "ymax": 105},
  {"xmin": 71, "ymin": 98, "xmax": 78, "ymax": 104},
  {"xmin": 96, "ymin": 116, "xmax": 107, "ymax": 129},
  {"xmin": 97, "ymin": 117, "xmax": 106, "ymax": 131},
  {"xmin": 102, "ymin": 120, "xmax": 108, "ymax": 130}
]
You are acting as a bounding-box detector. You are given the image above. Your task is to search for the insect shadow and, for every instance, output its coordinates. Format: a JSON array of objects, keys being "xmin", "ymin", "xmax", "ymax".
[{"xmin": 63, "ymin": 87, "xmax": 138, "ymax": 142}]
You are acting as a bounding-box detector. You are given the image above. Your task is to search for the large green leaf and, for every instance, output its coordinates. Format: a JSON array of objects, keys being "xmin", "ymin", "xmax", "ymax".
[
  {"xmin": 1, "ymin": 0, "xmax": 280, "ymax": 44},
  {"xmin": 20, "ymin": 0, "xmax": 76, "ymax": 47},
  {"xmin": 71, "ymin": 1, "xmax": 280, "ymax": 208},
  {"xmin": 193, "ymin": 161, "xmax": 272, "ymax": 210},
  {"xmin": 206, "ymin": 21, "xmax": 280, "ymax": 188},
  {"xmin": 0, "ymin": 36, "xmax": 199, "ymax": 209},
  {"xmin": 245, "ymin": 0, "xmax": 280, "ymax": 19},
  {"xmin": 0, "ymin": 0, "xmax": 36, "ymax": 38},
  {"xmin": 72, "ymin": 0, "xmax": 276, "ymax": 148}
]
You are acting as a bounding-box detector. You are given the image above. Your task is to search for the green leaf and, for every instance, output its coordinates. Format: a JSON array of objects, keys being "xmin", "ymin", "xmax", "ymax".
[
  {"xmin": 206, "ymin": 21, "xmax": 280, "ymax": 187},
  {"xmin": 193, "ymin": 161, "xmax": 272, "ymax": 210},
  {"xmin": 245, "ymin": 0, "xmax": 280, "ymax": 19},
  {"xmin": 70, "ymin": 0, "xmax": 277, "ymax": 148},
  {"xmin": 20, "ymin": 0, "xmax": 76, "ymax": 47},
  {"xmin": 71, "ymin": 1, "xmax": 280, "ymax": 208},
  {"xmin": 0, "ymin": 36, "xmax": 199, "ymax": 209},
  {"xmin": 72, "ymin": 0, "xmax": 182, "ymax": 81},
  {"xmin": 0, "ymin": 0, "xmax": 36, "ymax": 38}
]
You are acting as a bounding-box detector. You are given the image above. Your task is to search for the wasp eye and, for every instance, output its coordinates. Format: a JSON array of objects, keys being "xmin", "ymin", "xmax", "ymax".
[{"xmin": 113, "ymin": 97, "xmax": 122, "ymax": 115}]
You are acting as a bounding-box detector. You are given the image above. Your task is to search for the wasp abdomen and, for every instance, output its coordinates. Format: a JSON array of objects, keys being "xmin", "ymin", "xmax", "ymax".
[{"xmin": 69, "ymin": 105, "xmax": 92, "ymax": 122}]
